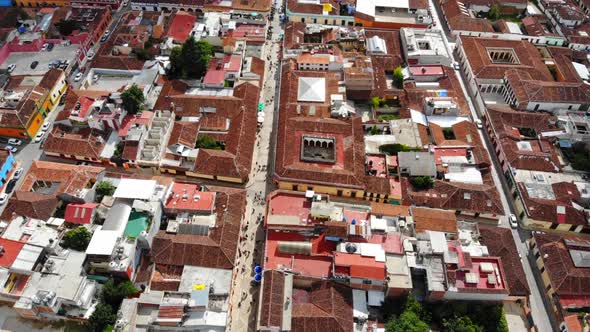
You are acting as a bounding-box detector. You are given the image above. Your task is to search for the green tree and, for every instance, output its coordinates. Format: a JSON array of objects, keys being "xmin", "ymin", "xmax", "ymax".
[
  {"xmin": 100, "ymin": 280, "xmax": 138, "ymax": 309},
  {"xmin": 121, "ymin": 84, "xmax": 145, "ymax": 115},
  {"xmin": 443, "ymin": 316, "xmax": 484, "ymax": 332},
  {"xmin": 403, "ymin": 296, "xmax": 431, "ymax": 323},
  {"xmin": 169, "ymin": 37, "xmax": 214, "ymax": 79},
  {"xmin": 169, "ymin": 46, "xmax": 183, "ymax": 77},
  {"xmin": 133, "ymin": 48, "xmax": 152, "ymax": 61},
  {"xmin": 379, "ymin": 143, "xmax": 420, "ymax": 155},
  {"xmin": 488, "ymin": 4, "xmax": 501, "ymax": 20},
  {"xmin": 393, "ymin": 66, "xmax": 404, "ymax": 89},
  {"xmin": 55, "ymin": 20, "xmax": 81, "ymax": 36},
  {"xmin": 88, "ymin": 303, "xmax": 116, "ymax": 332},
  {"xmin": 195, "ymin": 134, "xmax": 223, "ymax": 150},
  {"xmin": 386, "ymin": 311, "xmax": 430, "ymax": 332},
  {"xmin": 96, "ymin": 181, "xmax": 116, "ymax": 197},
  {"xmin": 370, "ymin": 125, "xmax": 379, "ymax": 135},
  {"xmin": 371, "ymin": 96, "xmax": 381, "ymax": 108},
  {"xmin": 410, "ymin": 176, "xmax": 434, "ymax": 190},
  {"xmin": 62, "ymin": 227, "xmax": 92, "ymax": 251}
]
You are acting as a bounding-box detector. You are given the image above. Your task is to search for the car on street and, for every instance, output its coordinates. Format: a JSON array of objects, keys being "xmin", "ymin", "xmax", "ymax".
[
  {"xmin": 453, "ymin": 62, "xmax": 460, "ymax": 70},
  {"xmin": 13, "ymin": 167, "xmax": 23, "ymax": 180},
  {"xmin": 100, "ymin": 36, "xmax": 108, "ymax": 43},
  {"xmin": 41, "ymin": 43, "xmax": 49, "ymax": 51},
  {"xmin": 104, "ymin": 30, "xmax": 110, "ymax": 36},
  {"xmin": 7, "ymin": 139, "xmax": 21, "ymax": 146},
  {"xmin": 34, "ymin": 131, "xmax": 46, "ymax": 143},
  {"xmin": 5, "ymin": 179, "xmax": 16, "ymax": 194},
  {"xmin": 74, "ymin": 72, "xmax": 83, "ymax": 82},
  {"xmin": 475, "ymin": 119, "xmax": 483, "ymax": 129},
  {"xmin": 41, "ymin": 122, "xmax": 51, "ymax": 131},
  {"xmin": 87, "ymin": 51, "xmax": 95, "ymax": 60},
  {"xmin": 7, "ymin": 64, "xmax": 16, "ymax": 73},
  {"xmin": 30, "ymin": 61, "xmax": 39, "ymax": 69},
  {"xmin": 0, "ymin": 193, "xmax": 7, "ymax": 205},
  {"xmin": 93, "ymin": 74, "xmax": 99, "ymax": 82},
  {"xmin": 509, "ymin": 214, "xmax": 518, "ymax": 228},
  {"xmin": 122, "ymin": 0, "xmax": 128, "ymax": 6},
  {"xmin": 47, "ymin": 43, "xmax": 54, "ymax": 51},
  {"xmin": 4, "ymin": 145, "xmax": 17, "ymax": 153}
]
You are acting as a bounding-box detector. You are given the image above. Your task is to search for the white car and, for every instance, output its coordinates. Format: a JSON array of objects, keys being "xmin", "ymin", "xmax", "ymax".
[
  {"xmin": 41, "ymin": 43, "xmax": 49, "ymax": 51},
  {"xmin": 452, "ymin": 62, "xmax": 460, "ymax": 70},
  {"xmin": 41, "ymin": 122, "xmax": 51, "ymax": 131},
  {"xmin": 7, "ymin": 138, "xmax": 22, "ymax": 146},
  {"xmin": 7, "ymin": 64, "xmax": 16, "ymax": 73},
  {"xmin": 34, "ymin": 131, "xmax": 46, "ymax": 143},
  {"xmin": 509, "ymin": 214, "xmax": 518, "ymax": 228},
  {"xmin": 4, "ymin": 145, "xmax": 17, "ymax": 153},
  {"xmin": 0, "ymin": 193, "xmax": 7, "ymax": 205},
  {"xmin": 87, "ymin": 51, "xmax": 95, "ymax": 60},
  {"xmin": 13, "ymin": 167, "xmax": 23, "ymax": 180},
  {"xmin": 474, "ymin": 119, "xmax": 483, "ymax": 129},
  {"xmin": 74, "ymin": 72, "xmax": 83, "ymax": 82},
  {"xmin": 93, "ymin": 74, "xmax": 99, "ymax": 82},
  {"xmin": 104, "ymin": 30, "xmax": 110, "ymax": 36}
]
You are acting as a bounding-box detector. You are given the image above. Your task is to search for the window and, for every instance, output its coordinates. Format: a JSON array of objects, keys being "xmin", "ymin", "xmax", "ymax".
[
  {"xmin": 540, "ymin": 266, "xmax": 545, "ymax": 273},
  {"xmin": 292, "ymin": 184, "xmax": 298, "ymax": 191},
  {"xmin": 550, "ymin": 223, "xmax": 558, "ymax": 230},
  {"xmin": 337, "ymin": 190, "xmax": 343, "ymax": 196},
  {"xmin": 351, "ymin": 191, "xmax": 356, "ymax": 198},
  {"xmin": 307, "ymin": 186, "xmax": 313, "ymax": 191},
  {"xmin": 362, "ymin": 280, "xmax": 372, "ymax": 285}
]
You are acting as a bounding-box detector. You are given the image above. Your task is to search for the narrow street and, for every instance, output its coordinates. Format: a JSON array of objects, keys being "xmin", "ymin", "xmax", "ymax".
[
  {"xmin": 227, "ymin": 4, "xmax": 284, "ymax": 331},
  {"xmin": 427, "ymin": 0, "xmax": 554, "ymax": 330}
]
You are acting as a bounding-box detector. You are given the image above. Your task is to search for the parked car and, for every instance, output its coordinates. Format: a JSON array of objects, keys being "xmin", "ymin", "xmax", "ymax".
[
  {"xmin": 87, "ymin": 51, "xmax": 95, "ymax": 60},
  {"xmin": 7, "ymin": 64, "xmax": 16, "ymax": 73},
  {"xmin": 509, "ymin": 214, "xmax": 518, "ymax": 228},
  {"xmin": 74, "ymin": 72, "xmax": 83, "ymax": 82},
  {"xmin": 41, "ymin": 43, "xmax": 49, "ymax": 51},
  {"xmin": 104, "ymin": 30, "xmax": 110, "ymax": 36},
  {"xmin": 0, "ymin": 193, "xmax": 8, "ymax": 205},
  {"xmin": 41, "ymin": 122, "xmax": 51, "ymax": 131},
  {"xmin": 34, "ymin": 130, "xmax": 46, "ymax": 143},
  {"xmin": 5, "ymin": 179, "xmax": 17, "ymax": 194},
  {"xmin": 474, "ymin": 119, "xmax": 483, "ymax": 129},
  {"xmin": 453, "ymin": 62, "xmax": 460, "ymax": 70},
  {"xmin": 7, "ymin": 138, "xmax": 21, "ymax": 146},
  {"xmin": 93, "ymin": 74, "xmax": 99, "ymax": 82},
  {"xmin": 30, "ymin": 61, "xmax": 39, "ymax": 69},
  {"xmin": 4, "ymin": 145, "xmax": 17, "ymax": 153},
  {"xmin": 47, "ymin": 43, "xmax": 54, "ymax": 51},
  {"xmin": 100, "ymin": 36, "xmax": 108, "ymax": 43},
  {"xmin": 13, "ymin": 167, "xmax": 23, "ymax": 180}
]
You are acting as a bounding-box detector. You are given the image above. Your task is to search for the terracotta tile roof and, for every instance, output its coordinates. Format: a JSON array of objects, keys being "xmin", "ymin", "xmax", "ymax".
[
  {"xmin": 158, "ymin": 81, "xmax": 259, "ymax": 182},
  {"xmin": 166, "ymin": 12, "xmax": 196, "ymax": 42},
  {"xmin": 259, "ymin": 270, "xmax": 285, "ymax": 329},
  {"xmin": 440, "ymin": 0, "xmax": 494, "ymax": 32},
  {"xmin": 505, "ymin": 69, "xmax": 590, "ymax": 109},
  {"xmin": 275, "ymin": 65, "xmax": 366, "ymax": 189},
  {"xmin": 534, "ymin": 232, "xmax": 590, "ymax": 298},
  {"xmin": 291, "ymin": 280, "xmax": 354, "ymax": 332},
  {"xmin": 121, "ymin": 140, "xmax": 139, "ymax": 161},
  {"xmin": 428, "ymin": 120, "xmax": 490, "ymax": 165},
  {"xmin": 38, "ymin": 69, "xmax": 64, "ymax": 91},
  {"xmin": 151, "ymin": 188, "xmax": 245, "ymax": 272},
  {"xmin": 284, "ymin": 22, "xmax": 306, "ymax": 50},
  {"xmin": 460, "ymin": 36, "xmax": 553, "ymax": 81},
  {"xmin": 370, "ymin": 202, "xmax": 411, "ymax": 217},
  {"xmin": 412, "ymin": 207, "xmax": 458, "ymax": 234},
  {"xmin": 43, "ymin": 124, "xmax": 111, "ymax": 160},
  {"xmin": 168, "ymin": 121, "xmax": 200, "ymax": 148},
  {"xmin": 91, "ymin": 55, "xmax": 145, "ymax": 71},
  {"xmin": 518, "ymin": 182, "xmax": 587, "ymax": 225},
  {"xmin": 20, "ymin": 161, "xmax": 104, "ymax": 197},
  {"xmin": 0, "ymin": 87, "xmax": 47, "ymax": 130},
  {"xmin": 486, "ymin": 105, "xmax": 562, "ymax": 172},
  {"xmin": 564, "ymin": 315, "xmax": 584, "ymax": 332},
  {"xmin": 479, "ymin": 225, "xmax": 530, "ymax": 296},
  {"xmin": 1, "ymin": 191, "xmax": 59, "ymax": 221},
  {"xmin": 408, "ymin": 179, "xmax": 503, "ymax": 215}
]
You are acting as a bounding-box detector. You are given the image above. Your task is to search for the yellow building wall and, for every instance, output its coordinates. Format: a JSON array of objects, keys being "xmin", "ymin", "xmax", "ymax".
[
  {"xmin": 278, "ymin": 181, "xmax": 364, "ymax": 198},
  {"xmin": 15, "ymin": 0, "xmax": 69, "ymax": 6},
  {"xmin": 217, "ymin": 175, "xmax": 243, "ymax": 183},
  {"xmin": 186, "ymin": 171, "xmax": 214, "ymax": 180},
  {"xmin": 43, "ymin": 74, "xmax": 67, "ymax": 114},
  {"xmin": 25, "ymin": 112, "xmax": 44, "ymax": 138}
]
